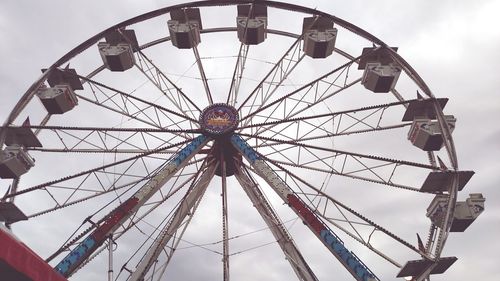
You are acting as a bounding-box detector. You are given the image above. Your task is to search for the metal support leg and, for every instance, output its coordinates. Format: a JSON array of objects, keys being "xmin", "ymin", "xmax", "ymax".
[
  {"xmin": 220, "ymin": 152, "xmax": 230, "ymax": 281},
  {"xmin": 234, "ymin": 164, "xmax": 318, "ymax": 281},
  {"xmin": 108, "ymin": 235, "xmax": 114, "ymax": 281},
  {"xmin": 231, "ymin": 135, "xmax": 378, "ymax": 281},
  {"xmin": 54, "ymin": 135, "xmax": 210, "ymax": 277},
  {"xmin": 129, "ymin": 160, "xmax": 218, "ymax": 281}
]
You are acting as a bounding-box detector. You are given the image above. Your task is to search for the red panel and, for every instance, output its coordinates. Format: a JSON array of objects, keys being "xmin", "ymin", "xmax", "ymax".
[
  {"xmin": 287, "ymin": 194, "xmax": 324, "ymax": 234},
  {"xmin": 0, "ymin": 229, "xmax": 67, "ymax": 281},
  {"xmin": 93, "ymin": 197, "xmax": 139, "ymax": 241}
]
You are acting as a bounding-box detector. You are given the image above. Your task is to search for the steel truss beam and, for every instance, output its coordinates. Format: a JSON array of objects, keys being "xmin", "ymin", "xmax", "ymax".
[
  {"xmin": 56, "ymin": 165, "xmax": 204, "ymax": 274},
  {"xmin": 20, "ymin": 124, "xmax": 199, "ymax": 155},
  {"xmin": 234, "ymin": 164, "xmax": 318, "ymax": 281},
  {"xmin": 239, "ymin": 46, "xmax": 373, "ymax": 124},
  {"xmin": 129, "ymin": 160, "xmax": 218, "ymax": 281},
  {"xmin": 238, "ymin": 99, "xmax": 413, "ymax": 130},
  {"xmin": 231, "ymin": 135, "xmax": 378, "ymax": 281},
  {"xmin": 193, "ymin": 46, "xmax": 214, "ymax": 105},
  {"xmin": 240, "ymin": 162, "xmax": 404, "ymax": 269},
  {"xmin": 53, "ymin": 135, "xmax": 210, "ymax": 277},
  {"xmin": 268, "ymin": 157, "xmax": 420, "ymax": 193},
  {"xmin": 259, "ymin": 154, "xmax": 432, "ymax": 260},
  {"xmin": 220, "ymin": 151, "xmax": 230, "ymax": 281},
  {"xmin": 227, "ymin": 44, "xmax": 249, "ymax": 106},
  {"xmin": 72, "ymin": 71, "xmax": 198, "ymax": 124},
  {"xmin": 28, "ymin": 157, "xmax": 205, "ymax": 219},
  {"xmin": 238, "ymin": 132, "xmax": 438, "ymax": 171},
  {"xmin": 2, "ymin": 138, "xmax": 195, "ymax": 200},
  {"xmin": 13, "ymin": 125, "xmax": 201, "ymax": 134},
  {"xmin": 241, "ymin": 77, "xmax": 362, "ymax": 146},
  {"xmin": 239, "ymin": 48, "xmax": 381, "ymax": 144},
  {"xmin": 237, "ymin": 16, "xmax": 325, "ymax": 119},
  {"xmin": 28, "ymin": 148, "xmax": 177, "ymax": 154},
  {"xmin": 247, "ymin": 122, "xmax": 412, "ymax": 151},
  {"xmin": 238, "ymin": 29, "xmax": 306, "ymax": 127},
  {"xmin": 130, "ymin": 39, "xmax": 202, "ymax": 119}
]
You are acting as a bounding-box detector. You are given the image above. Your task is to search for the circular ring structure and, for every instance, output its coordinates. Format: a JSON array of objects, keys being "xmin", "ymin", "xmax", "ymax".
[{"xmin": 0, "ymin": 1, "xmax": 478, "ymax": 281}]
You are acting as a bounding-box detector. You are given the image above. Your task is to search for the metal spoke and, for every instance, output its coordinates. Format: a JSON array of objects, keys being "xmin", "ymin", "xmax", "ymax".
[
  {"xmin": 128, "ymin": 160, "xmax": 218, "ymax": 281},
  {"xmin": 238, "ymin": 132, "xmax": 439, "ymax": 170},
  {"xmin": 132, "ymin": 56, "xmax": 200, "ymax": 121},
  {"xmin": 241, "ymin": 161, "xmax": 403, "ymax": 269},
  {"xmin": 227, "ymin": 43, "xmax": 249, "ymax": 106},
  {"xmin": 241, "ymin": 77, "xmax": 362, "ymax": 143},
  {"xmin": 29, "ymin": 157, "xmax": 205, "ymax": 219},
  {"xmin": 51, "ymin": 135, "xmax": 209, "ymax": 277},
  {"xmin": 118, "ymin": 29, "xmax": 201, "ymax": 115},
  {"xmin": 192, "ymin": 46, "xmax": 214, "ymax": 105},
  {"xmin": 234, "ymin": 164, "xmax": 318, "ymax": 281},
  {"xmin": 239, "ymin": 49, "xmax": 384, "ymax": 144},
  {"xmin": 238, "ymin": 37, "xmax": 306, "ymax": 126},
  {"xmin": 23, "ymin": 124, "xmax": 197, "ymax": 155},
  {"xmin": 237, "ymin": 16, "xmax": 324, "ymax": 117},
  {"xmin": 225, "ymin": 3, "xmax": 256, "ymax": 107},
  {"xmin": 69, "ymin": 70, "xmax": 198, "ymax": 124},
  {"xmin": 33, "ymin": 125, "xmax": 188, "ymax": 154},
  {"xmin": 262, "ymin": 154, "xmax": 431, "ymax": 259},
  {"xmin": 313, "ymin": 201, "xmax": 403, "ymax": 268},
  {"xmin": 237, "ymin": 99, "xmax": 413, "ymax": 130},
  {"xmin": 76, "ymin": 94, "xmax": 163, "ymax": 129},
  {"xmin": 29, "ymin": 147, "xmax": 176, "ymax": 154},
  {"xmin": 251, "ymin": 135, "xmax": 422, "ymax": 192},
  {"xmin": 57, "ymin": 162, "xmax": 206, "ymax": 276},
  {"xmin": 220, "ymin": 151, "xmax": 230, "ymax": 281},
  {"xmin": 269, "ymin": 157, "xmax": 420, "ymax": 192},
  {"xmin": 2, "ymin": 139, "xmax": 195, "ymax": 202},
  {"xmin": 239, "ymin": 47, "xmax": 375, "ymax": 123},
  {"xmin": 230, "ymin": 135, "xmax": 378, "ymax": 281},
  {"xmin": 13, "ymin": 125, "xmax": 200, "ymax": 134},
  {"xmin": 250, "ymin": 123, "xmax": 412, "ymax": 148}
]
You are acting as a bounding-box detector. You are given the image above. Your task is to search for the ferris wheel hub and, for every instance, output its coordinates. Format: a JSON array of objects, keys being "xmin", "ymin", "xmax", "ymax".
[{"xmin": 199, "ymin": 103, "xmax": 239, "ymax": 136}]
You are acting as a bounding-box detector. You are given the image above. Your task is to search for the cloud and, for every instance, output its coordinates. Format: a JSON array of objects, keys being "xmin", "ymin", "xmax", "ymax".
[{"xmin": 1, "ymin": 1, "xmax": 498, "ymax": 281}]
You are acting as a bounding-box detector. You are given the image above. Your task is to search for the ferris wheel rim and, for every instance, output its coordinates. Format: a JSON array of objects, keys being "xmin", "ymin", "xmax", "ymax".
[
  {"xmin": 0, "ymin": 1, "xmax": 470, "ymax": 280},
  {"xmin": 0, "ymin": 0, "xmax": 442, "ymax": 133}
]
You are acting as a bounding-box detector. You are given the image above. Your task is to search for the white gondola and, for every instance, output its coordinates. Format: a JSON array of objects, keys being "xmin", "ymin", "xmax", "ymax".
[
  {"xmin": 303, "ymin": 17, "xmax": 337, "ymax": 58},
  {"xmin": 168, "ymin": 8, "xmax": 202, "ymax": 49},
  {"xmin": 37, "ymin": 84, "xmax": 78, "ymax": 114},
  {"xmin": 408, "ymin": 115, "xmax": 456, "ymax": 151},
  {"xmin": 427, "ymin": 193, "xmax": 485, "ymax": 232},
  {"xmin": 98, "ymin": 29, "xmax": 137, "ymax": 72},
  {"xmin": 0, "ymin": 145, "xmax": 35, "ymax": 179},
  {"xmin": 361, "ymin": 62, "xmax": 401, "ymax": 93},
  {"xmin": 99, "ymin": 42, "xmax": 135, "ymax": 72},
  {"xmin": 236, "ymin": 4, "xmax": 267, "ymax": 45},
  {"xmin": 38, "ymin": 68, "xmax": 83, "ymax": 114}
]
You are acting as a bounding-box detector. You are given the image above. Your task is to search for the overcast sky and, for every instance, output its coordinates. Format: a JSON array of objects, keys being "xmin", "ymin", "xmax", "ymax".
[{"xmin": 1, "ymin": 1, "xmax": 499, "ymax": 281}]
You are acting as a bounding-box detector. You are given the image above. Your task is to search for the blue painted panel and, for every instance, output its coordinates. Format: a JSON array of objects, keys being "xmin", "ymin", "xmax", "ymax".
[
  {"xmin": 230, "ymin": 135, "xmax": 259, "ymax": 163},
  {"xmin": 55, "ymin": 236, "xmax": 96, "ymax": 276},
  {"xmin": 172, "ymin": 135, "xmax": 207, "ymax": 166},
  {"xmin": 320, "ymin": 229, "xmax": 375, "ymax": 281}
]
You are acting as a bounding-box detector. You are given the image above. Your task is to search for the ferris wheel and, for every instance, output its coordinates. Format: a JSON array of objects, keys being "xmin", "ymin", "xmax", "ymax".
[{"xmin": 0, "ymin": 1, "xmax": 485, "ymax": 281}]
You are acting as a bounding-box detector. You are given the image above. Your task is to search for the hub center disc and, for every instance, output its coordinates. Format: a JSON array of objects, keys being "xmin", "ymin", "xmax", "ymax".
[{"xmin": 199, "ymin": 103, "xmax": 239, "ymax": 136}]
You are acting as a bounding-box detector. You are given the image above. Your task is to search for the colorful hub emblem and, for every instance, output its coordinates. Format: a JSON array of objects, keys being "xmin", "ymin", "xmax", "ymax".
[{"xmin": 200, "ymin": 104, "xmax": 239, "ymax": 136}]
